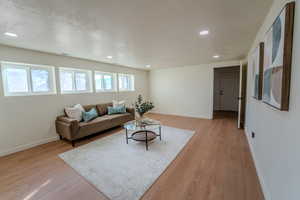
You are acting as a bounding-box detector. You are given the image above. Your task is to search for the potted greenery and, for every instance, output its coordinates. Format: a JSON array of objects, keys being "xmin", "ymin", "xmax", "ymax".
[{"xmin": 134, "ymin": 95, "xmax": 154, "ymax": 120}]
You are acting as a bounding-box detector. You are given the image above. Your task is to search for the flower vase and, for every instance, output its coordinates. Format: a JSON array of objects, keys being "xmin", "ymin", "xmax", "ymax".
[{"xmin": 137, "ymin": 113, "xmax": 145, "ymax": 126}]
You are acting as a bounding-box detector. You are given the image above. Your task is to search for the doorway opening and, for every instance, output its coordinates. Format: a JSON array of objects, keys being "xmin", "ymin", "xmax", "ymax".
[{"xmin": 213, "ymin": 66, "xmax": 240, "ymax": 120}]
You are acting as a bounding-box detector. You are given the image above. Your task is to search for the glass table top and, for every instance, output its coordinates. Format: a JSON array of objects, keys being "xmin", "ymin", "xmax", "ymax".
[{"xmin": 124, "ymin": 118, "xmax": 161, "ymax": 131}]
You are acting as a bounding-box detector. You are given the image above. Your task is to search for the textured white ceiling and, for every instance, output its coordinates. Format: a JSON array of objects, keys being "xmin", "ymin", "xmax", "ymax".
[{"xmin": 0, "ymin": 0, "xmax": 273, "ymax": 69}]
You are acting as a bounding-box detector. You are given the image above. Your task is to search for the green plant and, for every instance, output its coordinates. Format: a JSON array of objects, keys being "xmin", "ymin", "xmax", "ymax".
[{"xmin": 134, "ymin": 95, "xmax": 154, "ymax": 117}]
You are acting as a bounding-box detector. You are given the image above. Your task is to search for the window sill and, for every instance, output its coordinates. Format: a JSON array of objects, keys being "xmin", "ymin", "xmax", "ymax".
[
  {"xmin": 4, "ymin": 92, "xmax": 57, "ymax": 97},
  {"xmin": 118, "ymin": 90, "xmax": 135, "ymax": 92},
  {"xmin": 60, "ymin": 91, "xmax": 93, "ymax": 95},
  {"xmin": 95, "ymin": 90, "xmax": 117, "ymax": 93}
]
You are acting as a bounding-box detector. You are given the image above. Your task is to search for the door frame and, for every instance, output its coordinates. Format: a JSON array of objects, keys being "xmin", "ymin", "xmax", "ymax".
[
  {"xmin": 238, "ymin": 61, "xmax": 248, "ymax": 129},
  {"xmin": 211, "ymin": 61, "xmax": 247, "ymax": 129}
]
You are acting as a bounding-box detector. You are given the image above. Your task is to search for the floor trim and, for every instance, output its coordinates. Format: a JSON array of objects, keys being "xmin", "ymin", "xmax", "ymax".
[
  {"xmin": 149, "ymin": 111, "xmax": 212, "ymax": 120},
  {"xmin": 0, "ymin": 136, "xmax": 59, "ymax": 157},
  {"xmin": 245, "ymin": 127, "xmax": 271, "ymax": 200}
]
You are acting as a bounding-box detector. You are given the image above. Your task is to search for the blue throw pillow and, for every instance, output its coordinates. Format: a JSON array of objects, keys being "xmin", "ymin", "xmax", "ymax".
[
  {"xmin": 108, "ymin": 106, "xmax": 126, "ymax": 115},
  {"xmin": 82, "ymin": 108, "xmax": 98, "ymax": 122}
]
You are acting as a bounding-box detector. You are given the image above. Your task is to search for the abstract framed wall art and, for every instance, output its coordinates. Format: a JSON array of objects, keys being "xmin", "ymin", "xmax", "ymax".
[
  {"xmin": 251, "ymin": 42, "xmax": 264, "ymax": 100},
  {"xmin": 263, "ymin": 2, "xmax": 295, "ymax": 111}
]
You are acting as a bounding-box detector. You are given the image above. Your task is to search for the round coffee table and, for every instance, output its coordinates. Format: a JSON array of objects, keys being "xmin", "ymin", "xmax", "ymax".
[{"xmin": 124, "ymin": 118, "xmax": 161, "ymax": 150}]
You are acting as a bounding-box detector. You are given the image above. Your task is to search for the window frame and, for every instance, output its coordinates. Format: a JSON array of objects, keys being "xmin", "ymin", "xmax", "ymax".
[
  {"xmin": 1, "ymin": 61, "xmax": 56, "ymax": 97},
  {"xmin": 59, "ymin": 67, "xmax": 93, "ymax": 94},
  {"xmin": 118, "ymin": 73, "xmax": 135, "ymax": 92},
  {"xmin": 94, "ymin": 71, "xmax": 117, "ymax": 92}
]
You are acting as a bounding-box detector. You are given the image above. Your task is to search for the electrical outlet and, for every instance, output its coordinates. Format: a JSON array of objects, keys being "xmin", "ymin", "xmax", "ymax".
[{"xmin": 251, "ymin": 132, "xmax": 255, "ymax": 138}]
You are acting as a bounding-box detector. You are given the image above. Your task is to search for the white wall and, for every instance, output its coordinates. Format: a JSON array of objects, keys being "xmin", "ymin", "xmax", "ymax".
[
  {"xmin": 149, "ymin": 61, "xmax": 240, "ymax": 119},
  {"xmin": 0, "ymin": 45, "xmax": 149, "ymax": 156},
  {"xmin": 150, "ymin": 64, "xmax": 213, "ymax": 119},
  {"xmin": 245, "ymin": 1, "xmax": 300, "ymax": 200}
]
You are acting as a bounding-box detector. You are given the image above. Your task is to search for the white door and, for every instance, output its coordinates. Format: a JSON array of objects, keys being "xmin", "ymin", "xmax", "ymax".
[
  {"xmin": 215, "ymin": 70, "xmax": 240, "ymax": 112},
  {"xmin": 219, "ymin": 73, "xmax": 239, "ymax": 111}
]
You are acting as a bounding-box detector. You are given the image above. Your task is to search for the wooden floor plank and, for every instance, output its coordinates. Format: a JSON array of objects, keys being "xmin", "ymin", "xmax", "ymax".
[{"xmin": 0, "ymin": 113, "xmax": 264, "ymax": 200}]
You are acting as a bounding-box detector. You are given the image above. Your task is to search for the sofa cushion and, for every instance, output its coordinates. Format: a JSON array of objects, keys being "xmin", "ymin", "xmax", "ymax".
[
  {"xmin": 79, "ymin": 113, "xmax": 131, "ymax": 128},
  {"xmin": 96, "ymin": 103, "xmax": 113, "ymax": 116},
  {"xmin": 79, "ymin": 116, "xmax": 110, "ymax": 127},
  {"xmin": 108, "ymin": 106, "xmax": 126, "ymax": 115},
  {"xmin": 109, "ymin": 113, "xmax": 133, "ymax": 125},
  {"xmin": 77, "ymin": 116, "xmax": 112, "ymax": 139},
  {"xmin": 65, "ymin": 104, "xmax": 84, "ymax": 121},
  {"xmin": 83, "ymin": 104, "xmax": 98, "ymax": 113},
  {"xmin": 82, "ymin": 108, "xmax": 98, "ymax": 122},
  {"xmin": 113, "ymin": 100, "xmax": 125, "ymax": 108}
]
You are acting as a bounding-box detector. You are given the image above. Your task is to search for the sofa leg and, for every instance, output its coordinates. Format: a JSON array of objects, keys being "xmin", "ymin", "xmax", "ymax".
[
  {"xmin": 59, "ymin": 135, "xmax": 63, "ymax": 140},
  {"xmin": 71, "ymin": 141, "xmax": 75, "ymax": 147}
]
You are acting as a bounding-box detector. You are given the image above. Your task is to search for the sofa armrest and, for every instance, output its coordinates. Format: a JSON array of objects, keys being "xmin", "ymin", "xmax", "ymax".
[
  {"xmin": 56, "ymin": 116, "xmax": 77, "ymax": 123},
  {"xmin": 126, "ymin": 108, "xmax": 135, "ymax": 118},
  {"xmin": 55, "ymin": 116, "xmax": 79, "ymax": 140}
]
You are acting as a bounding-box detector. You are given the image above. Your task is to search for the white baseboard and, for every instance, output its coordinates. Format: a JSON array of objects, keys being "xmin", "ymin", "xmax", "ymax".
[
  {"xmin": 149, "ymin": 111, "xmax": 212, "ymax": 120},
  {"xmin": 244, "ymin": 127, "xmax": 271, "ymax": 200},
  {"xmin": 0, "ymin": 136, "xmax": 59, "ymax": 157}
]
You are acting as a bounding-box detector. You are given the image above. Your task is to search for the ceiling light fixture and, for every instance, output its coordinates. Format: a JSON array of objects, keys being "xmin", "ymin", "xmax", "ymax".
[
  {"xmin": 213, "ymin": 55, "xmax": 220, "ymax": 58},
  {"xmin": 146, "ymin": 65, "xmax": 151, "ymax": 68},
  {"xmin": 106, "ymin": 56, "xmax": 113, "ymax": 59},
  {"xmin": 199, "ymin": 30, "xmax": 209, "ymax": 36},
  {"xmin": 4, "ymin": 32, "xmax": 18, "ymax": 37}
]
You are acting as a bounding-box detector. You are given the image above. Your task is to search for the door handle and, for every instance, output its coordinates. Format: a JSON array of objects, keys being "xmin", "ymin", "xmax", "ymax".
[{"xmin": 238, "ymin": 97, "xmax": 243, "ymax": 100}]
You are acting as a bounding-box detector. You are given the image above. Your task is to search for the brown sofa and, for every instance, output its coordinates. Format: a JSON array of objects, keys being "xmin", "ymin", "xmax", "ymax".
[{"xmin": 55, "ymin": 103, "xmax": 135, "ymax": 146}]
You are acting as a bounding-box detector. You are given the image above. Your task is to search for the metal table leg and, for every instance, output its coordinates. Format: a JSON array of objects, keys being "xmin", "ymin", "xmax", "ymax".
[
  {"xmin": 126, "ymin": 128, "xmax": 128, "ymax": 144},
  {"xmin": 159, "ymin": 126, "xmax": 162, "ymax": 140},
  {"xmin": 145, "ymin": 131, "xmax": 148, "ymax": 150}
]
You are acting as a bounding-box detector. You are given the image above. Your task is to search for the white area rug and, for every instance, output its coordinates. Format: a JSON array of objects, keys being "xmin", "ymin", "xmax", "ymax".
[{"xmin": 59, "ymin": 126, "xmax": 194, "ymax": 200}]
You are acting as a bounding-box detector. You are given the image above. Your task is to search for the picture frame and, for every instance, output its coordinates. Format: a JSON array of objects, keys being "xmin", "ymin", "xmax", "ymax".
[
  {"xmin": 251, "ymin": 42, "xmax": 264, "ymax": 100},
  {"xmin": 262, "ymin": 2, "xmax": 295, "ymax": 111}
]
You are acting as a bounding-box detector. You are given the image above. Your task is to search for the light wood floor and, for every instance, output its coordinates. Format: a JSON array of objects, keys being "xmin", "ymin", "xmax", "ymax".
[{"xmin": 0, "ymin": 113, "xmax": 264, "ymax": 200}]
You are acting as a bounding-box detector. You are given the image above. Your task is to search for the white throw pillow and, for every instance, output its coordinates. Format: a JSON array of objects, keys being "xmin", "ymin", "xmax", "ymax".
[
  {"xmin": 65, "ymin": 104, "xmax": 85, "ymax": 121},
  {"xmin": 113, "ymin": 100, "xmax": 126, "ymax": 108},
  {"xmin": 74, "ymin": 104, "xmax": 85, "ymax": 113}
]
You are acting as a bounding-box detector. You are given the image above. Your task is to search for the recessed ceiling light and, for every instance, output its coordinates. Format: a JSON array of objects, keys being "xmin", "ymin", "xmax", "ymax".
[
  {"xmin": 199, "ymin": 30, "xmax": 209, "ymax": 36},
  {"xmin": 213, "ymin": 55, "xmax": 220, "ymax": 58},
  {"xmin": 146, "ymin": 65, "xmax": 151, "ymax": 68},
  {"xmin": 4, "ymin": 32, "xmax": 18, "ymax": 37},
  {"xmin": 106, "ymin": 56, "xmax": 113, "ymax": 59}
]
